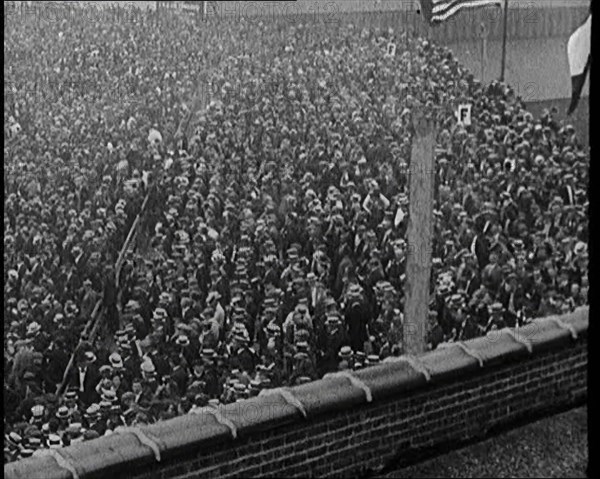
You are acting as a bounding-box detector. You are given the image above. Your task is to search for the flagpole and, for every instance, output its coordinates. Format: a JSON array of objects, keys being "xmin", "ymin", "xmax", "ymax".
[{"xmin": 499, "ymin": 0, "xmax": 508, "ymax": 82}]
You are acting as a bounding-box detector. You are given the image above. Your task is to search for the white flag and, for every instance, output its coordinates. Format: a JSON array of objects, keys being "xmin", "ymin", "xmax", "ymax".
[{"xmin": 567, "ymin": 14, "xmax": 591, "ymax": 115}]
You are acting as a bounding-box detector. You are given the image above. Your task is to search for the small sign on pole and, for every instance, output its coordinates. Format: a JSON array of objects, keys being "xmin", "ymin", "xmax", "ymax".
[
  {"xmin": 456, "ymin": 104, "xmax": 472, "ymax": 126},
  {"xmin": 385, "ymin": 42, "xmax": 396, "ymax": 58}
]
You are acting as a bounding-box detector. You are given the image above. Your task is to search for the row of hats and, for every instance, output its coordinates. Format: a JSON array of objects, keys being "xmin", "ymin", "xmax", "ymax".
[
  {"xmin": 338, "ymin": 346, "xmax": 380, "ymax": 367},
  {"xmin": 224, "ymin": 378, "xmax": 269, "ymax": 400},
  {"xmin": 5, "ymin": 429, "xmax": 101, "ymax": 457}
]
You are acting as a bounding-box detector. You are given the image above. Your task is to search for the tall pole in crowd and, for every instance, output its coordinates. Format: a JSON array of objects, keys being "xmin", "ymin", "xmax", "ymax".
[
  {"xmin": 479, "ymin": 22, "xmax": 488, "ymax": 82},
  {"xmin": 499, "ymin": 0, "xmax": 509, "ymax": 82},
  {"xmin": 403, "ymin": 109, "xmax": 436, "ymax": 355}
]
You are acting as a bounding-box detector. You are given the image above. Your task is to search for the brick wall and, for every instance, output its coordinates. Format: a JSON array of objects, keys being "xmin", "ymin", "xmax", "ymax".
[{"xmin": 6, "ymin": 307, "xmax": 587, "ymax": 479}]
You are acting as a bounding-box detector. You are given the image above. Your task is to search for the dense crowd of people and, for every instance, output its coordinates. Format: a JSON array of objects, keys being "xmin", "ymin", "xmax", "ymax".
[{"xmin": 4, "ymin": 3, "xmax": 588, "ymax": 463}]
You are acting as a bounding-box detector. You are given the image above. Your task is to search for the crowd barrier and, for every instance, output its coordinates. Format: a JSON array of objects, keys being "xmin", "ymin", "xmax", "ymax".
[
  {"xmin": 56, "ymin": 189, "xmax": 151, "ymax": 396},
  {"xmin": 8, "ymin": 307, "xmax": 587, "ymax": 479},
  {"xmin": 115, "ymin": 193, "xmax": 151, "ymax": 288}
]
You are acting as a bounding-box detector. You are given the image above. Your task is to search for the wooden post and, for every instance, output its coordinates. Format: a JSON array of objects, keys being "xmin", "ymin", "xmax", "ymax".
[
  {"xmin": 403, "ymin": 109, "xmax": 436, "ymax": 356},
  {"xmin": 499, "ymin": 0, "xmax": 509, "ymax": 82},
  {"xmin": 479, "ymin": 22, "xmax": 488, "ymax": 82}
]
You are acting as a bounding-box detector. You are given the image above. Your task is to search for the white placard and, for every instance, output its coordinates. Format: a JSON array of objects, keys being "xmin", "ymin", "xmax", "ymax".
[
  {"xmin": 385, "ymin": 42, "xmax": 396, "ymax": 58},
  {"xmin": 456, "ymin": 104, "xmax": 472, "ymax": 126}
]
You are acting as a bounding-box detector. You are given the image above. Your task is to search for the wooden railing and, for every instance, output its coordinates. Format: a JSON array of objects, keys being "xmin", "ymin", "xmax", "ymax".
[{"xmin": 56, "ymin": 190, "xmax": 151, "ymax": 395}]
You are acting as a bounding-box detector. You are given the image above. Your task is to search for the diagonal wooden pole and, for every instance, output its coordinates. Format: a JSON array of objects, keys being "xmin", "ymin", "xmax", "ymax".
[{"xmin": 403, "ymin": 109, "xmax": 436, "ymax": 355}]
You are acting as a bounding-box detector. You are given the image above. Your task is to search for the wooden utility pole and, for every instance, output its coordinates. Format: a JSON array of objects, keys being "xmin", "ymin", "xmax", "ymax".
[
  {"xmin": 403, "ymin": 109, "xmax": 436, "ymax": 356},
  {"xmin": 499, "ymin": 0, "xmax": 509, "ymax": 82},
  {"xmin": 479, "ymin": 22, "xmax": 488, "ymax": 82}
]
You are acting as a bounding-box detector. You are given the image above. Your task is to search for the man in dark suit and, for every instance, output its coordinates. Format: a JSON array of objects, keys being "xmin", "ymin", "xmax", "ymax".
[
  {"xmin": 43, "ymin": 336, "xmax": 70, "ymax": 392},
  {"xmin": 79, "ymin": 279, "xmax": 100, "ymax": 320},
  {"xmin": 481, "ymin": 243, "xmax": 503, "ymax": 293},
  {"xmin": 458, "ymin": 314, "xmax": 485, "ymax": 341},
  {"xmin": 180, "ymin": 296, "xmax": 201, "ymax": 322},
  {"xmin": 343, "ymin": 284, "xmax": 371, "ymax": 353},
  {"xmin": 69, "ymin": 351, "xmax": 100, "ymax": 406},
  {"xmin": 120, "ymin": 342, "xmax": 141, "ymax": 385},
  {"xmin": 169, "ymin": 352, "xmax": 189, "ymax": 397},
  {"xmin": 318, "ymin": 313, "xmax": 349, "ymax": 375},
  {"xmin": 470, "ymin": 228, "xmax": 489, "ymax": 271},
  {"xmin": 148, "ymin": 342, "xmax": 171, "ymax": 379},
  {"xmin": 458, "ymin": 252, "xmax": 481, "ymax": 297},
  {"xmin": 497, "ymin": 272, "xmax": 526, "ymax": 327}
]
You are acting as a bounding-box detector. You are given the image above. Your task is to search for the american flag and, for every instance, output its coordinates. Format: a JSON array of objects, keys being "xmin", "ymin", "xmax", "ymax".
[{"xmin": 420, "ymin": 0, "xmax": 502, "ymax": 24}]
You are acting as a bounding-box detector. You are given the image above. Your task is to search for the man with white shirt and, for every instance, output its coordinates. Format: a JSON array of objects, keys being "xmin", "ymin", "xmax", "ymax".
[
  {"xmin": 560, "ymin": 173, "xmax": 576, "ymax": 206},
  {"xmin": 206, "ymin": 290, "xmax": 225, "ymax": 331},
  {"xmin": 362, "ymin": 181, "xmax": 390, "ymax": 223},
  {"xmin": 306, "ymin": 272, "xmax": 327, "ymax": 316}
]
